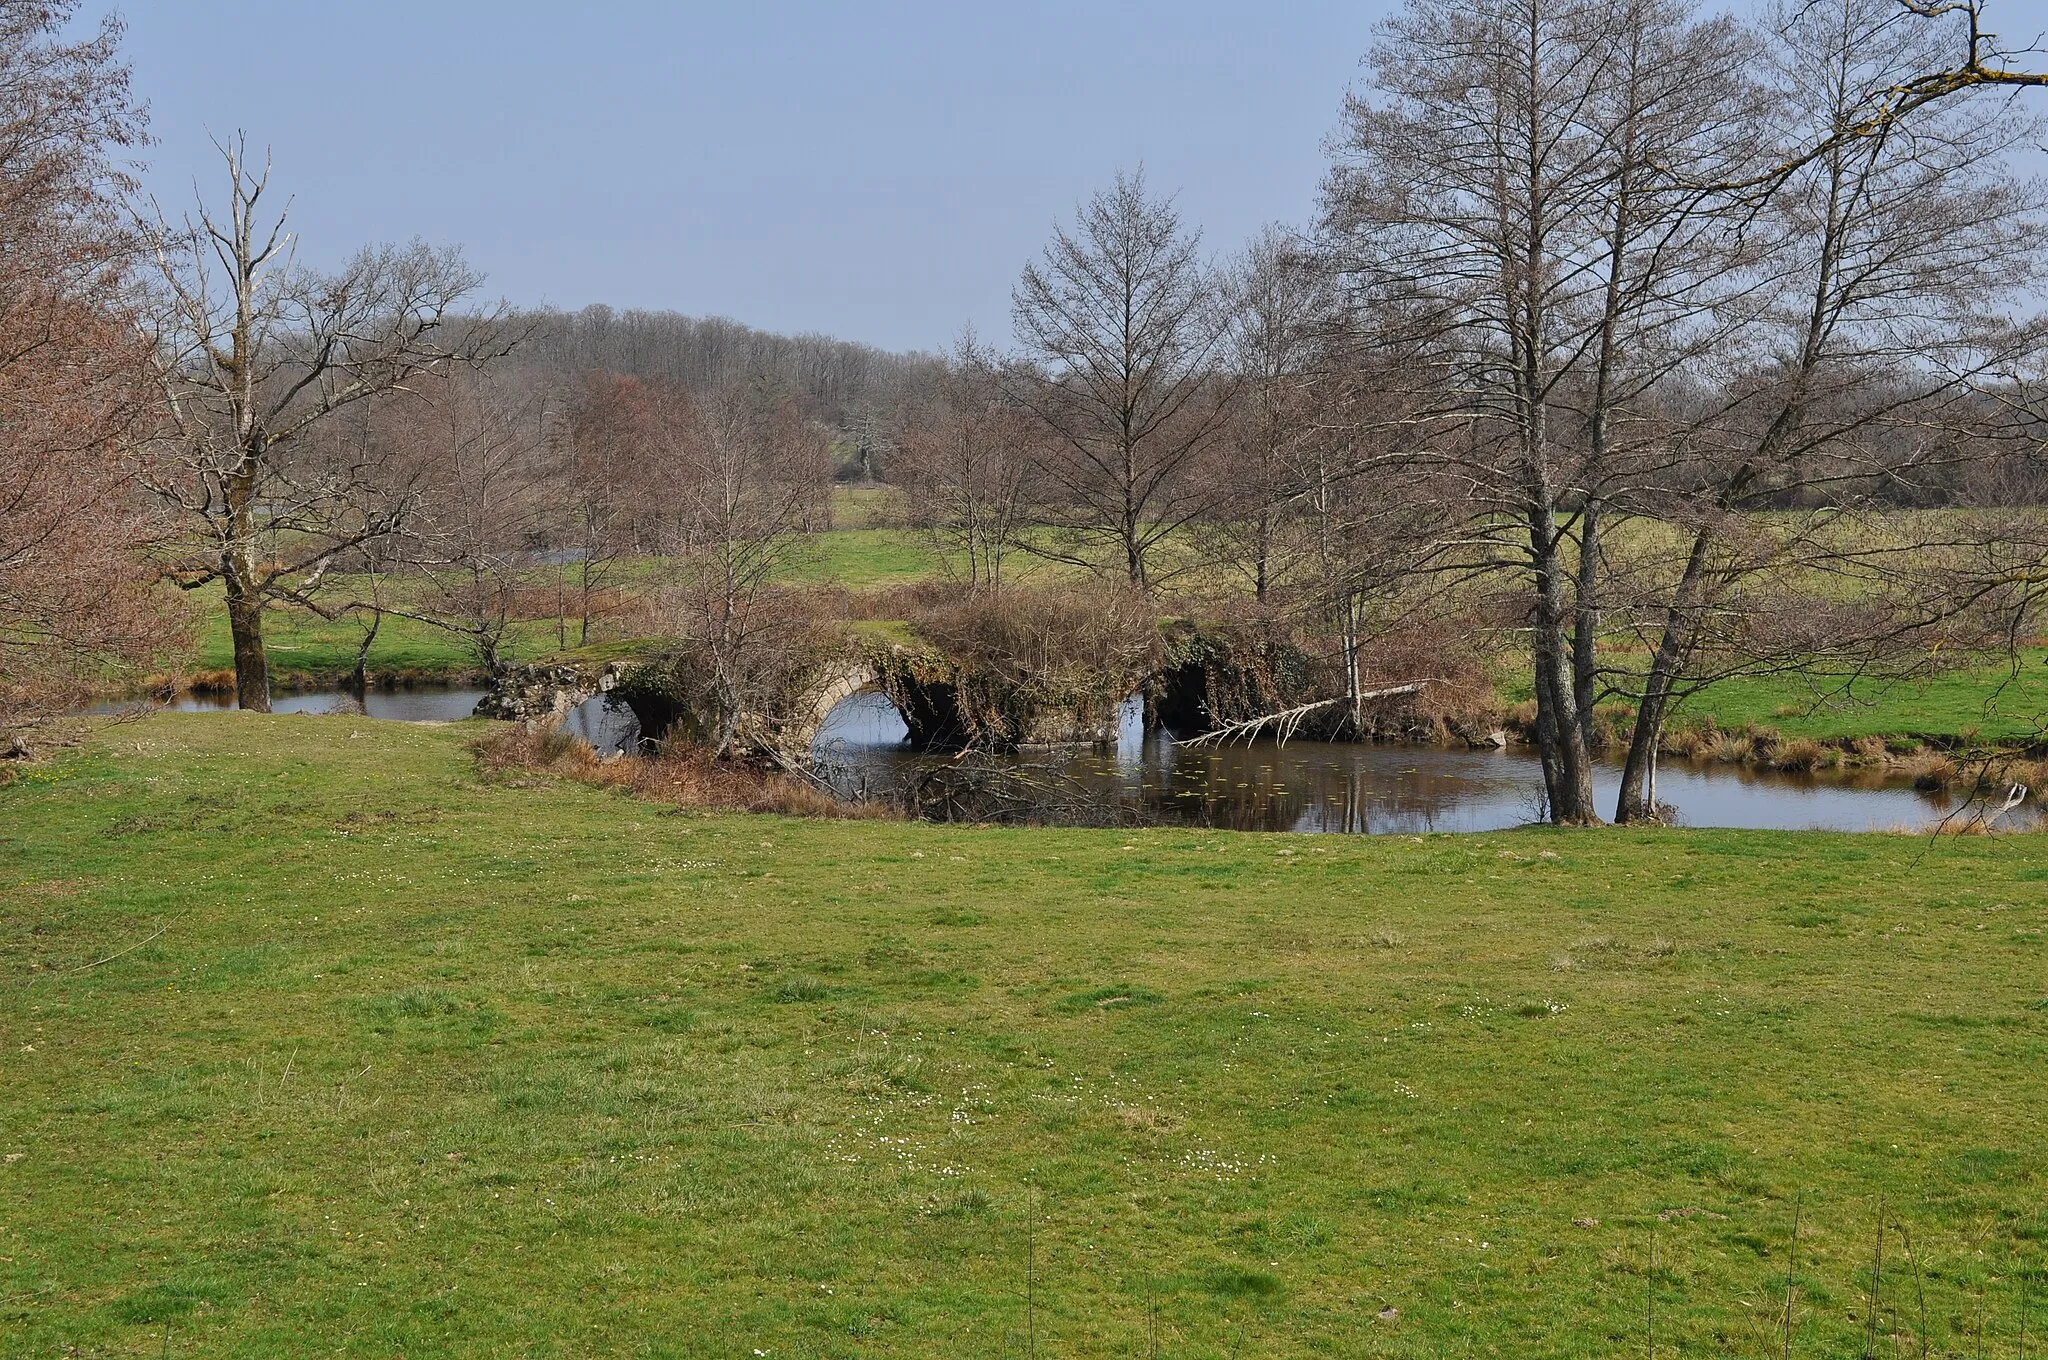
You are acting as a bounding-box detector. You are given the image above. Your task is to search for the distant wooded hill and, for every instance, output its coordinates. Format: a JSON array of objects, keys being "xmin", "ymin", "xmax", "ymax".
[{"xmin": 505, "ymin": 304, "xmax": 937, "ymax": 430}]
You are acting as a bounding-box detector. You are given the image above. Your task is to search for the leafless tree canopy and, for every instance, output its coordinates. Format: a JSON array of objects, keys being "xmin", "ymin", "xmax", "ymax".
[
  {"xmin": 0, "ymin": 2, "xmax": 170, "ymax": 753},
  {"xmin": 634, "ymin": 375, "xmax": 834, "ymax": 758},
  {"xmin": 141, "ymin": 136, "xmax": 516, "ymax": 711},
  {"xmin": 1007, "ymin": 171, "xmax": 1234, "ymax": 589}
]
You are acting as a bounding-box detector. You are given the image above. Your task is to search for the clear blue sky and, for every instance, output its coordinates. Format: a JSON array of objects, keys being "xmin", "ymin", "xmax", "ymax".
[{"xmin": 87, "ymin": 2, "xmax": 1392, "ymax": 353}]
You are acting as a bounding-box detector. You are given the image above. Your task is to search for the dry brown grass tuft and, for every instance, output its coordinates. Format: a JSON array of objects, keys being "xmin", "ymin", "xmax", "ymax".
[
  {"xmin": 1774, "ymin": 737, "xmax": 1829, "ymax": 772},
  {"xmin": 1901, "ymin": 750, "xmax": 1959, "ymax": 792},
  {"xmin": 1110, "ymin": 1104, "xmax": 1180, "ymax": 1133},
  {"xmin": 473, "ymin": 724, "xmax": 893, "ymax": 820},
  {"xmin": 1705, "ymin": 732, "xmax": 1753, "ymax": 764},
  {"xmin": 185, "ymin": 669, "xmax": 238, "ymax": 695},
  {"xmin": 1659, "ymin": 725, "xmax": 1708, "ymax": 758}
]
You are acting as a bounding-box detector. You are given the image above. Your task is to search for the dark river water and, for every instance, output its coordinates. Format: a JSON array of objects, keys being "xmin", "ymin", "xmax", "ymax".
[
  {"xmin": 809, "ymin": 691, "xmax": 2033, "ymax": 835},
  {"xmin": 96, "ymin": 689, "xmax": 494, "ymax": 722},
  {"xmin": 100, "ymin": 687, "xmax": 2036, "ymax": 835}
]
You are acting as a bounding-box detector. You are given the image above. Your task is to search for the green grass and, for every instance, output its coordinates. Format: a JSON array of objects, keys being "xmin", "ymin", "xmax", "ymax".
[
  {"xmin": 1496, "ymin": 644, "xmax": 2048, "ymax": 747},
  {"xmin": 188, "ymin": 604, "xmax": 546, "ymax": 681},
  {"xmin": 1674, "ymin": 650, "xmax": 2048, "ymax": 745},
  {"xmin": 779, "ymin": 530, "xmax": 945, "ymax": 589},
  {"xmin": 828, "ymin": 486, "xmax": 899, "ymax": 530},
  {"xmin": 174, "ymin": 529, "xmax": 950, "ymax": 685},
  {"xmin": 3, "ymin": 716, "xmax": 2045, "ymax": 1356}
]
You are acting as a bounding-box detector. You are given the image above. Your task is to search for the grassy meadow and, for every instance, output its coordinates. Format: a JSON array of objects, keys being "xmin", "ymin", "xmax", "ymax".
[
  {"xmin": 3, "ymin": 714, "xmax": 2045, "ymax": 1356},
  {"xmin": 1667, "ymin": 651, "xmax": 2048, "ymax": 747}
]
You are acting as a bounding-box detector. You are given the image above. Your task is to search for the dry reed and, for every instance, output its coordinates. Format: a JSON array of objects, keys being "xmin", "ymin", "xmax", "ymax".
[{"xmin": 473, "ymin": 724, "xmax": 893, "ymax": 820}]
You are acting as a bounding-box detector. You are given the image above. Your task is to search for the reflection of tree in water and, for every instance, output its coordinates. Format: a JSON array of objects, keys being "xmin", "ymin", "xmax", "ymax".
[
  {"xmin": 900, "ymin": 756, "xmax": 1148, "ymax": 827},
  {"xmin": 807, "ymin": 691, "xmax": 1990, "ymax": 834}
]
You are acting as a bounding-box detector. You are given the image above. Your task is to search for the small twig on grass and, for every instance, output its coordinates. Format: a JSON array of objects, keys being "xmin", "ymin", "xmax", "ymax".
[
  {"xmin": 1904, "ymin": 1223, "xmax": 1930, "ymax": 1360},
  {"xmin": 63, "ymin": 919, "xmax": 167, "ymax": 975},
  {"xmin": 1865, "ymin": 1197, "xmax": 1888, "ymax": 1360},
  {"xmin": 1783, "ymin": 1191, "xmax": 1803, "ymax": 1360}
]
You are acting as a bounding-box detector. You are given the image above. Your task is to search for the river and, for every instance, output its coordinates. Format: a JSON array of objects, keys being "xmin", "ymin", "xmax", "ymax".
[
  {"xmin": 809, "ymin": 691, "xmax": 2032, "ymax": 834},
  {"xmin": 97, "ymin": 686, "xmax": 2034, "ymax": 834}
]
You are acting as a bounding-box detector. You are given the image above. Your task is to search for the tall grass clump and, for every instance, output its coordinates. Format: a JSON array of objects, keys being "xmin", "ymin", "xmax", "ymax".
[{"xmin": 473, "ymin": 723, "xmax": 891, "ymax": 819}]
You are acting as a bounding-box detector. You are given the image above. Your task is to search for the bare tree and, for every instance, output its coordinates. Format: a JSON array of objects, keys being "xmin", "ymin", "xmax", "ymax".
[
  {"xmin": 1323, "ymin": 0, "xmax": 1795, "ymax": 821},
  {"xmin": 894, "ymin": 339, "xmax": 1030, "ymax": 587},
  {"xmin": 1204, "ymin": 227, "xmax": 1333, "ymax": 603},
  {"xmin": 563, "ymin": 370, "xmax": 651, "ymax": 644},
  {"xmin": 839, "ymin": 401, "xmax": 895, "ymax": 485},
  {"xmin": 642, "ymin": 376, "xmax": 831, "ymax": 756},
  {"xmin": 1606, "ymin": 0, "xmax": 2048, "ymax": 820},
  {"xmin": 141, "ymin": 135, "xmax": 513, "ymax": 711},
  {"xmin": 1560, "ymin": 0, "xmax": 1764, "ymax": 746},
  {"xmin": 1325, "ymin": 0, "xmax": 1649, "ymax": 822},
  {"xmin": 1008, "ymin": 170, "xmax": 1232, "ymax": 589},
  {"xmin": 387, "ymin": 372, "xmax": 558, "ymax": 677},
  {"xmin": 0, "ymin": 3, "xmax": 171, "ymax": 752}
]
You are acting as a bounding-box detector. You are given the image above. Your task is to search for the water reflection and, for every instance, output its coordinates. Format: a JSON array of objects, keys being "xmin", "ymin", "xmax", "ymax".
[
  {"xmin": 812, "ymin": 691, "xmax": 2017, "ymax": 834},
  {"xmin": 95, "ymin": 687, "xmax": 646, "ymax": 756},
  {"xmin": 94, "ymin": 688, "xmax": 490, "ymax": 722}
]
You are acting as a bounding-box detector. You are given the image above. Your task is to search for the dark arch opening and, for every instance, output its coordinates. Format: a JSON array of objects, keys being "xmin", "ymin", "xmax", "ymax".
[{"xmin": 564, "ymin": 693, "xmax": 642, "ymax": 756}]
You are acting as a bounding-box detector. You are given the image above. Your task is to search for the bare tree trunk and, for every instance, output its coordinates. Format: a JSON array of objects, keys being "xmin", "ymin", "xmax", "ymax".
[
  {"xmin": 1255, "ymin": 504, "xmax": 1273, "ymax": 604},
  {"xmin": 348, "ymin": 606, "xmax": 383, "ymax": 696},
  {"xmin": 1573, "ymin": 501, "xmax": 1602, "ymax": 746},
  {"xmin": 1616, "ymin": 521, "xmax": 1713, "ymax": 822},
  {"xmin": 1342, "ymin": 590, "xmax": 1364, "ymax": 735},
  {"xmin": 1615, "ymin": 675, "xmax": 1676, "ymax": 823},
  {"xmin": 224, "ymin": 567, "xmax": 269, "ymax": 712},
  {"xmin": 1531, "ymin": 503, "xmax": 1601, "ymax": 823},
  {"xmin": 223, "ymin": 468, "xmax": 271, "ymax": 711},
  {"xmin": 1123, "ymin": 437, "xmax": 1145, "ymax": 587},
  {"xmin": 579, "ymin": 554, "xmax": 595, "ymax": 645}
]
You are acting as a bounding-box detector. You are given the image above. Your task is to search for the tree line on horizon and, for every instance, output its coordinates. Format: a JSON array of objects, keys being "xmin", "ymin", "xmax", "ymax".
[{"xmin": 4, "ymin": 0, "xmax": 2048, "ymax": 827}]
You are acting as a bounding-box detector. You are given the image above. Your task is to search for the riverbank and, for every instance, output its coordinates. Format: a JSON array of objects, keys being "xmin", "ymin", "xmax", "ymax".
[
  {"xmin": 3, "ymin": 713, "xmax": 2043, "ymax": 1356},
  {"xmin": 156, "ymin": 544, "xmax": 2046, "ymax": 757}
]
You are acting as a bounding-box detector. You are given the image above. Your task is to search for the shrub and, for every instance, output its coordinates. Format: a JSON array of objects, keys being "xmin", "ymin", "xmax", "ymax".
[
  {"xmin": 1705, "ymin": 732, "xmax": 1753, "ymax": 764},
  {"xmin": 1903, "ymin": 751, "xmax": 1959, "ymax": 792},
  {"xmin": 472, "ymin": 724, "xmax": 891, "ymax": 820},
  {"xmin": 1775, "ymin": 737, "xmax": 1827, "ymax": 772},
  {"xmin": 1660, "ymin": 725, "xmax": 1708, "ymax": 759},
  {"xmin": 885, "ymin": 582, "xmax": 1160, "ymax": 750}
]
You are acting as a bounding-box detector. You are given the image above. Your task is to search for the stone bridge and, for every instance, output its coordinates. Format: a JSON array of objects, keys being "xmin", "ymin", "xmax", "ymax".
[
  {"xmin": 472, "ymin": 661, "xmax": 627, "ymax": 727},
  {"xmin": 474, "ymin": 627, "xmax": 1475, "ymax": 755},
  {"xmin": 475, "ymin": 650, "xmax": 1125, "ymax": 755}
]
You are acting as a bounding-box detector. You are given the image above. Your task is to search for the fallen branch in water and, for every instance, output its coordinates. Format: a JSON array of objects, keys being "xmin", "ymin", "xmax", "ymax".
[{"xmin": 1179, "ymin": 683, "xmax": 1431, "ymax": 748}]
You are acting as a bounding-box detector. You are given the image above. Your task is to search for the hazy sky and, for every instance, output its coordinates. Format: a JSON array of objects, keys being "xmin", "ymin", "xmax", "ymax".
[{"xmin": 86, "ymin": 1, "xmax": 1395, "ymax": 354}]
